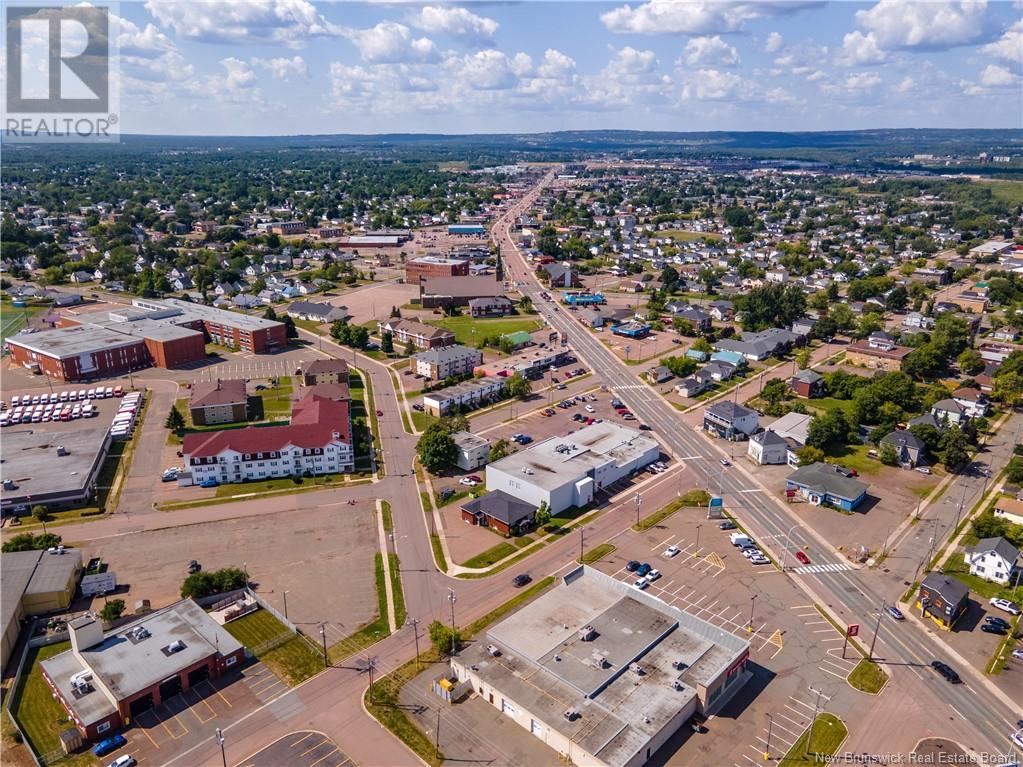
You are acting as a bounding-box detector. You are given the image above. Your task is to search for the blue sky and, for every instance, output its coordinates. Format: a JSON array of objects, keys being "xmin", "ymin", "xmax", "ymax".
[{"xmin": 109, "ymin": 1, "xmax": 1022, "ymax": 135}]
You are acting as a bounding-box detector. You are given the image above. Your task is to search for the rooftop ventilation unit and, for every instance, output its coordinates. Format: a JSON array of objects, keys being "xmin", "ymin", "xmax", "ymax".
[
  {"xmin": 487, "ymin": 644, "xmax": 501, "ymax": 657},
  {"xmin": 56, "ymin": 445, "xmax": 68, "ymax": 456},
  {"xmin": 577, "ymin": 625, "xmax": 597, "ymax": 642},
  {"xmin": 167, "ymin": 640, "xmax": 186, "ymax": 653},
  {"xmin": 629, "ymin": 663, "xmax": 645, "ymax": 676},
  {"xmin": 563, "ymin": 710, "xmax": 580, "ymax": 722},
  {"xmin": 588, "ymin": 651, "xmax": 609, "ymax": 669},
  {"xmin": 672, "ymin": 680, "xmax": 685, "ymax": 691},
  {"xmin": 672, "ymin": 660, "xmax": 688, "ymax": 671}
]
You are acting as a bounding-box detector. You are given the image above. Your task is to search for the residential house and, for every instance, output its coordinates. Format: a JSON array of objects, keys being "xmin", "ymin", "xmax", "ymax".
[
  {"xmin": 788, "ymin": 370, "xmax": 824, "ymax": 398},
  {"xmin": 541, "ymin": 263, "xmax": 581, "ymax": 288},
  {"xmin": 703, "ymin": 360, "xmax": 737, "ymax": 382},
  {"xmin": 460, "ymin": 491, "xmax": 535, "ymax": 537},
  {"xmin": 880, "ymin": 430, "xmax": 925, "ymax": 467},
  {"xmin": 846, "ymin": 331, "xmax": 912, "ymax": 371},
  {"xmin": 917, "ymin": 573, "xmax": 969, "ymax": 630},
  {"xmin": 378, "ymin": 319, "xmax": 455, "ymax": 351},
  {"xmin": 785, "ymin": 462, "xmax": 869, "ymax": 511},
  {"xmin": 703, "ymin": 401, "xmax": 758, "ymax": 440},
  {"xmin": 674, "ymin": 307, "xmax": 712, "ymax": 333},
  {"xmin": 422, "ymin": 376, "xmax": 507, "ymax": 417},
  {"xmin": 286, "ymin": 301, "xmax": 350, "ymax": 323},
  {"xmin": 646, "ymin": 366, "xmax": 673, "ymax": 384},
  {"xmin": 189, "ymin": 379, "xmax": 248, "ymax": 426},
  {"xmin": 714, "ymin": 328, "xmax": 797, "ymax": 362},
  {"xmin": 468, "ymin": 296, "xmax": 515, "ymax": 318},
  {"xmin": 931, "ymin": 399, "xmax": 967, "ymax": 426},
  {"xmin": 675, "ymin": 375, "xmax": 709, "ymax": 398},
  {"xmin": 747, "ymin": 429, "xmax": 790, "ymax": 465},
  {"xmin": 963, "ymin": 537, "xmax": 1019, "ymax": 586},
  {"xmin": 952, "ymin": 388, "xmax": 989, "ymax": 418},
  {"xmin": 69, "ymin": 270, "xmax": 93, "ymax": 283},
  {"xmin": 302, "ymin": 358, "xmax": 349, "ymax": 387},
  {"xmin": 708, "ymin": 300, "xmax": 734, "ymax": 321},
  {"xmin": 994, "ymin": 497, "xmax": 1023, "ymax": 527}
]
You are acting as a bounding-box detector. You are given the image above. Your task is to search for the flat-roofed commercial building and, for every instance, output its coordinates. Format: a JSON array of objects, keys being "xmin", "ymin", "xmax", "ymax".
[
  {"xmin": 474, "ymin": 347, "xmax": 569, "ymax": 380},
  {"xmin": 419, "ymin": 276, "xmax": 502, "ymax": 309},
  {"xmin": 2, "ymin": 549, "xmax": 83, "ymax": 669},
  {"xmin": 1, "ymin": 427, "xmax": 112, "ymax": 515},
  {"xmin": 486, "ymin": 422, "xmax": 659, "ymax": 514},
  {"xmin": 452, "ymin": 566, "xmax": 750, "ymax": 767},
  {"xmin": 422, "ymin": 376, "xmax": 506, "ymax": 416},
  {"xmin": 5, "ymin": 326, "xmax": 150, "ymax": 381},
  {"xmin": 40, "ymin": 601, "xmax": 245, "ymax": 740},
  {"xmin": 405, "ymin": 256, "xmax": 470, "ymax": 285}
]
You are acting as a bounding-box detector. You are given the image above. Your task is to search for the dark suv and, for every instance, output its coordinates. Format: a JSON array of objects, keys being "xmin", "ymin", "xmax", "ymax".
[
  {"xmin": 512, "ymin": 574, "xmax": 532, "ymax": 588},
  {"xmin": 625, "ymin": 560, "xmax": 640, "ymax": 572},
  {"xmin": 930, "ymin": 660, "xmax": 961, "ymax": 683}
]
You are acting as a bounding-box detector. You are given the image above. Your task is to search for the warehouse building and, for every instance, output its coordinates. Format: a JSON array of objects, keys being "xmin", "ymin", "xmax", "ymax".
[
  {"xmin": 40, "ymin": 600, "xmax": 245, "ymax": 740},
  {"xmin": 5, "ymin": 326, "xmax": 152, "ymax": 381},
  {"xmin": 451, "ymin": 566, "xmax": 750, "ymax": 767},
  {"xmin": 486, "ymin": 422, "xmax": 659, "ymax": 514},
  {"xmin": 419, "ymin": 276, "xmax": 502, "ymax": 309},
  {"xmin": 1, "ymin": 427, "xmax": 112, "ymax": 515},
  {"xmin": 2, "ymin": 549, "xmax": 83, "ymax": 670}
]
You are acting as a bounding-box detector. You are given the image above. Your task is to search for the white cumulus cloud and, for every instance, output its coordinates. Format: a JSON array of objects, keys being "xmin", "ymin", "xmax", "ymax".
[
  {"xmin": 982, "ymin": 19, "xmax": 1023, "ymax": 65},
  {"xmin": 682, "ymin": 35, "xmax": 739, "ymax": 67},
  {"xmin": 601, "ymin": 0, "xmax": 819, "ymax": 36},
  {"xmin": 979, "ymin": 63, "xmax": 1021, "ymax": 87},
  {"xmin": 145, "ymin": 0, "xmax": 342, "ymax": 47},
  {"xmin": 844, "ymin": 71, "xmax": 882, "ymax": 90},
  {"xmin": 344, "ymin": 22, "xmax": 437, "ymax": 64},
  {"xmin": 852, "ymin": 0, "xmax": 991, "ymax": 51},
  {"xmin": 838, "ymin": 30, "xmax": 887, "ymax": 64},
  {"xmin": 765, "ymin": 31, "xmax": 784, "ymax": 52},
  {"xmin": 253, "ymin": 56, "xmax": 307, "ymax": 80},
  {"xmin": 410, "ymin": 6, "xmax": 498, "ymax": 40},
  {"xmin": 680, "ymin": 68, "xmax": 755, "ymax": 100}
]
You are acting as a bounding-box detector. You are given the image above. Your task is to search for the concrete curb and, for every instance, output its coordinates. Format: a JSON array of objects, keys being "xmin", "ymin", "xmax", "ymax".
[{"xmin": 376, "ymin": 499, "xmax": 397, "ymax": 633}]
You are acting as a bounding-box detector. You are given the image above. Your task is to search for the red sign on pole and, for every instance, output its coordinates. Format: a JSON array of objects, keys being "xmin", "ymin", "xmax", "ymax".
[{"xmin": 847, "ymin": 624, "xmax": 860, "ymax": 637}]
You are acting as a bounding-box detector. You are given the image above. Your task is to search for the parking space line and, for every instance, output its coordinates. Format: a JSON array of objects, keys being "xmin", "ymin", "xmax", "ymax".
[
  {"xmin": 290, "ymin": 732, "xmax": 317, "ymax": 747},
  {"xmin": 310, "ymin": 748, "xmax": 342, "ymax": 767},
  {"xmin": 302, "ymin": 739, "xmax": 331, "ymax": 757},
  {"xmin": 776, "ymin": 713, "xmax": 804, "ymax": 729},
  {"xmin": 136, "ymin": 727, "xmax": 160, "ymax": 749},
  {"xmin": 185, "ymin": 687, "xmax": 217, "ymax": 720}
]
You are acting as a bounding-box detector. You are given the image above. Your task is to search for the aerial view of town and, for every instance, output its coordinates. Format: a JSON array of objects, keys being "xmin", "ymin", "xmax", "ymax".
[{"xmin": 1, "ymin": 2, "xmax": 1021, "ymax": 767}]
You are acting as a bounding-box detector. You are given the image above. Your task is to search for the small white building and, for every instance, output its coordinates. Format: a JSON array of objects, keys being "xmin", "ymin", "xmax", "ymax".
[
  {"xmin": 963, "ymin": 537, "xmax": 1020, "ymax": 586},
  {"xmin": 452, "ymin": 431, "xmax": 491, "ymax": 471},
  {"xmin": 747, "ymin": 430, "xmax": 790, "ymax": 465},
  {"xmin": 994, "ymin": 497, "xmax": 1023, "ymax": 527}
]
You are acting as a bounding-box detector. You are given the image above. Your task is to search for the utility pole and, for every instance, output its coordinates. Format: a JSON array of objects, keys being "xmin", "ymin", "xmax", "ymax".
[
  {"xmin": 448, "ymin": 589, "xmax": 457, "ymax": 656},
  {"xmin": 764, "ymin": 714, "xmax": 773, "ymax": 762},
  {"xmin": 634, "ymin": 493, "xmax": 642, "ymax": 527},
  {"xmin": 319, "ymin": 623, "xmax": 328, "ymax": 667},
  {"xmin": 868, "ymin": 600, "xmax": 885, "ymax": 661},
  {"xmin": 366, "ymin": 656, "xmax": 377, "ymax": 705},
  {"xmin": 435, "ymin": 707, "xmax": 441, "ymax": 749},
  {"xmin": 695, "ymin": 524, "xmax": 702, "ymax": 554},
  {"xmin": 748, "ymin": 594, "xmax": 757, "ymax": 633},
  {"xmin": 580, "ymin": 526, "xmax": 584, "ymax": 563},
  {"xmin": 215, "ymin": 728, "xmax": 227, "ymax": 767},
  {"xmin": 408, "ymin": 617, "xmax": 421, "ymax": 669},
  {"xmin": 805, "ymin": 687, "xmax": 828, "ymax": 757}
]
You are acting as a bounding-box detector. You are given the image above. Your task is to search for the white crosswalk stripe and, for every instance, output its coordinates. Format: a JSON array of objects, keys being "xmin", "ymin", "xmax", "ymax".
[{"xmin": 793, "ymin": 562, "xmax": 853, "ymax": 574}]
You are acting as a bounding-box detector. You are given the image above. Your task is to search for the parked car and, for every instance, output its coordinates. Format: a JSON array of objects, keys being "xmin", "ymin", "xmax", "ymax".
[
  {"xmin": 795, "ymin": 551, "xmax": 811, "ymax": 565},
  {"xmin": 188, "ymin": 560, "xmax": 201, "ymax": 574},
  {"xmin": 512, "ymin": 574, "xmax": 532, "ymax": 588},
  {"xmin": 981, "ymin": 623, "xmax": 1008, "ymax": 635},
  {"xmin": 1011, "ymin": 649, "xmax": 1023, "ymax": 660},
  {"xmin": 742, "ymin": 548, "xmax": 764, "ymax": 559},
  {"xmin": 887, "ymin": 606, "xmax": 905, "ymax": 621},
  {"xmin": 986, "ymin": 615, "xmax": 1011, "ymax": 629},
  {"xmin": 109, "ymin": 755, "xmax": 136, "ymax": 767},
  {"xmin": 92, "ymin": 735, "xmax": 128, "ymax": 757},
  {"xmin": 930, "ymin": 660, "xmax": 961, "ymax": 683},
  {"xmin": 458, "ymin": 478, "xmax": 478, "ymax": 487},
  {"xmin": 990, "ymin": 598, "xmax": 1022, "ymax": 616},
  {"xmin": 646, "ymin": 569, "xmax": 661, "ymax": 582},
  {"xmin": 199, "ymin": 478, "xmax": 219, "ymax": 488},
  {"xmin": 718, "ymin": 520, "xmax": 737, "ymax": 531},
  {"xmin": 915, "ymin": 466, "xmax": 932, "ymax": 475},
  {"xmin": 636, "ymin": 563, "xmax": 652, "ymax": 577},
  {"xmin": 664, "ymin": 545, "xmax": 680, "ymax": 558},
  {"xmin": 376, "ymin": 409, "xmax": 383, "ymax": 417},
  {"xmin": 748, "ymin": 554, "xmax": 770, "ymax": 565},
  {"xmin": 633, "ymin": 577, "xmax": 649, "ymax": 590},
  {"xmin": 625, "ymin": 560, "xmax": 640, "ymax": 572}
]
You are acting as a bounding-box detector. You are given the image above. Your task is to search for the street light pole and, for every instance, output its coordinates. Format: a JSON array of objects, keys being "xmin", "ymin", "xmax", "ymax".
[
  {"xmin": 764, "ymin": 714, "xmax": 773, "ymax": 762},
  {"xmin": 748, "ymin": 594, "xmax": 757, "ymax": 633},
  {"xmin": 448, "ymin": 589, "xmax": 457, "ymax": 656},
  {"xmin": 215, "ymin": 728, "xmax": 227, "ymax": 767},
  {"xmin": 868, "ymin": 600, "xmax": 885, "ymax": 661},
  {"xmin": 408, "ymin": 617, "xmax": 421, "ymax": 669},
  {"xmin": 634, "ymin": 493, "xmax": 642, "ymax": 527},
  {"xmin": 695, "ymin": 524, "xmax": 702, "ymax": 553},
  {"xmin": 805, "ymin": 687, "xmax": 827, "ymax": 757},
  {"xmin": 282, "ymin": 590, "xmax": 289, "ymax": 621},
  {"xmin": 319, "ymin": 623, "xmax": 328, "ymax": 667}
]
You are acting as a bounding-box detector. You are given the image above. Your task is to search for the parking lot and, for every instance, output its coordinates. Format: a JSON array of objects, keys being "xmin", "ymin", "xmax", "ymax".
[
  {"xmin": 100, "ymin": 659, "xmax": 284, "ymax": 767},
  {"xmin": 239, "ymin": 731, "xmax": 355, "ymax": 767},
  {"xmin": 1, "ymin": 383, "xmax": 129, "ymax": 431},
  {"xmin": 80, "ymin": 502, "xmax": 379, "ymax": 647}
]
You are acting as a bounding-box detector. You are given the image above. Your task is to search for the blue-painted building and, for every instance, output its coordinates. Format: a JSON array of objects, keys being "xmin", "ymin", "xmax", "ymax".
[
  {"xmin": 710, "ymin": 350, "xmax": 745, "ymax": 367},
  {"xmin": 448, "ymin": 224, "xmax": 486, "ymax": 235},
  {"xmin": 685, "ymin": 349, "xmax": 708, "ymax": 361},
  {"xmin": 562, "ymin": 292, "xmax": 606, "ymax": 306},
  {"xmin": 610, "ymin": 321, "xmax": 651, "ymax": 338},
  {"xmin": 785, "ymin": 462, "xmax": 868, "ymax": 511}
]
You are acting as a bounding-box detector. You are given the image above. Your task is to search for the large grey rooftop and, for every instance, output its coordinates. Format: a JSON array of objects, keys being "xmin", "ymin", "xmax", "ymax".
[
  {"xmin": 6, "ymin": 326, "xmax": 143, "ymax": 357},
  {"xmin": 461, "ymin": 567, "xmax": 748, "ymax": 767},
  {"xmin": 1, "ymin": 426, "xmax": 113, "ymax": 506},
  {"xmin": 41, "ymin": 600, "xmax": 243, "ymax": 724},
  {"xmin": 487, "ymin": 422, "xmax": 658, "ymax": 491}
]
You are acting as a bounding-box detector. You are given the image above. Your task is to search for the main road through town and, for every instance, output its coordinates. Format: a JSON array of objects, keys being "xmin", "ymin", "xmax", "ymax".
[{"xmin": 495, "ymin": 171, "xmax": 1021, "ymax": 756}]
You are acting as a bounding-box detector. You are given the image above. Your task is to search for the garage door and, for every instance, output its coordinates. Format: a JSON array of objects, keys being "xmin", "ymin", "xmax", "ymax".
[
  {"xmin": 188, "ymin": 666, "xmax": 210, "ymax": 686},
  {"xmin": 530, "ymin": 720, "xmax": 544, "ymax": 738},
  {"xmin": 501, "ymin": 699, "xmax": 516, "ymax": 716}
]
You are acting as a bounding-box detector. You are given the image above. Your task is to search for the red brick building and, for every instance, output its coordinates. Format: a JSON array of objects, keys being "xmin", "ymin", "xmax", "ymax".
[{"xmin": 405, "ymin": 256, "xmax": 470, "ymax": 285}]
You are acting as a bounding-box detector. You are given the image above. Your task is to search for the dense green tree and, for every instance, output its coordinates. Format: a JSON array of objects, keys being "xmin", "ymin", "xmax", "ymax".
[
  {"xmin": 884, "ymin": 286, "xmax": 909, "ymax": 311},
  {"xmin": 428, "ymin": 619, "xmax": 461, "ymax": 656},
  {"xmin": 735, "ymin": 283, "xmax": 806, "ymax": 332},
  {"xmin": 940, "ymin": 427, "xmax": 971, "ymax": 472},
  {"xmin": 415, "ymin": 423, "xmax": 458, "ymax": 472},
  {"xmin": 180, "ymin": 567, "xmax": 247, "ymax": 599},
  {"xmin": 957, "ymin": 349, "xmax": 984, "ymax": 375},
  {"xmin": 797, "ymin": 446, "xmax": 825, "ymax": 466},
  {"xmin": 807, "ymin": 410, "xmax": 853, "ymax": 449},
  {"xmin": 99, "ymin": 599, "xmax": 126, "ymax": 622},
  {"xmin": 165, "ymin": 405, "xmax": 186, "ymax": 432},
  {"xmin": 380, "ymin": 331, "xmax": 394, "ymax": 354},
  {"xmin": 879, "ymin": 442, "xmax": 900, "ymax": 466},
  {"xmin": 662, "ymin": 355, "xmax": 698, "ymax": 378},
  {"xmin": 508, "ymin": 372, "xmax": 532, "ymax": 400},
  {"xmin": 489, "ymin": 439, "xmax": 510, "ymax": 463},
  {"xmin": 1, "ymin": 532, "xmax": 62, "ymax": 552}
]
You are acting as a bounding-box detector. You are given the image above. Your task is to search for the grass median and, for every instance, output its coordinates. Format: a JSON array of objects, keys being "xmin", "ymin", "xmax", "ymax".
[
  {"xmin": 579, "ymin": 543, "xmax": 616, "ymax": 564},
  {"xmin": 848, "ymin": 658, "xmax": 888, "ymax": 694},
  {"xmin": 633, "ymin": 489, "xmax": 710, "ymax": 532},
  {"xmin": 779, "ymin": 713, "xmax": 847, "ymax": 766}
]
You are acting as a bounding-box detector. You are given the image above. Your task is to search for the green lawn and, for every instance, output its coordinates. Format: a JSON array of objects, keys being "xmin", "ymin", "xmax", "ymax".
[
  {"xmin": 823, "ymin": 443, "xmax": 880, "ymax": 476},
  {"xmin": 259, "ymin": 376, "xmax": 294, "ymax": 418},
  {"xmin": 213, "ymin": 474, "xmax": 346, "ymax": 498},
  {"xmin": 223, "ymin": 610, "xmax": 322, "ymax": 686},
  {"xmin": 807, "ymin": 397, "xmax": 857, "ymax": 420},
  {"xmin": 848, "ymin": 659, "xmax": 888, "ymax": 694},
  {"xmin": 428, "ymin": 316, "xmax": 544, "ymax": 346},
  {"xmin": 460, "ymin": 541, "xmax": 518, "ymax": 568},
  {"xmin": 941, "ymin": 558, "xmax": 1023, "ymax": 602},
  {"xmin": 579, "ymin": 543, "xmax": 616, "ymax": 564},
  {"xmin": 657, "ymin": 229, "xmax": 722, "ymax": 242},
  {"xmin": 779, "ymin": 713, "xmax": 848, "ymax": 766},
  {"xmin": 411, "ymin": 410, "xmax": 437, "ymax": 432},
  {"xmin": 982, "ymin": 179, "xmax": 1023, "ymax": 206},
  {"xmin": 10, "ymin": 641, "xmax": 74, "ymax": 758},
  {"xmin": 632, "ymin": 490, "xmax": 708, "ymax": 532},
  {"xmin": 0, "ymin": 300, "xmax": 47, "ymax": 345}
]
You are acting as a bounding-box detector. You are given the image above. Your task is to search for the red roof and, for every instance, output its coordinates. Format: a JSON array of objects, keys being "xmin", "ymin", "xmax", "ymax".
[{"xmin": 183, "ymin": 394, "xmax": 350, "ymax": 458}]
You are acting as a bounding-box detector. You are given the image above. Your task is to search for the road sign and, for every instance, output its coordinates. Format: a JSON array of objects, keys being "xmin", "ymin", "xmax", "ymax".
[
  {"xmin": 847, "ymin": 624, "xmax": 859, "ymax": 637},
  {"xmin": 709, "ymin": 496, "xmax": 723, "ymax": 508},
  {"xmin": 708, "ymin": 495, "xmax": 724, "ymax": 518}
]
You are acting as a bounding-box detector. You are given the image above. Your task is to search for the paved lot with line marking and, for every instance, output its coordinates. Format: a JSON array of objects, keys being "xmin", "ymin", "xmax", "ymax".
[{"xmin": 239, "ymin": 731, "xmax": 355, "ymax": 767}]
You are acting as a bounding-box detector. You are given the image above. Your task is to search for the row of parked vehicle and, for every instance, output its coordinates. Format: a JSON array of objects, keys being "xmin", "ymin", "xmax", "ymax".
[
  {"xmin": 0, "ymin": 386, "xmax": 128, "ymax": 427},
  {"xmin": 109, "ymin": 391, "xmax": 144, "ymax": 440}
]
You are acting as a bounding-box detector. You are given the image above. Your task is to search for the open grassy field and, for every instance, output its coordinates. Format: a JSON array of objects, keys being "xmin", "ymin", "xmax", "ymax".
[
  {"xmin": 657, "ymin": 229, "xmax": 722, "ymax": 242},
  {"xmin": 428, "ymin": 315, "xmax": 544, "ymax": 346},
  {"xmin": 0, "ymin": 300, "xmax": 47, "ymax": 345},
  {"xmin": 10, "ymin": 642, "xmax": 73, "ymax": 759},
  {"xmin": 981, "ymin": 179, "xmax": 1023, "ymax": 206},
  {"xmin": 223, "ymin": 609, "xmax": 323, "ymax": 686},
  {"xmin": 459, "ymin": 541, "xmax": 518, "ymax": 568}
]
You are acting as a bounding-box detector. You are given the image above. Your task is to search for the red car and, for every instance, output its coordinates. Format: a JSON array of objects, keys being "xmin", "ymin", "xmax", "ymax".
[
  {"xmin": 795, "ymin": 551, "xmax": 811, "ymax": 565},
  {"xmin": 376, "ymin": 409, "xmax": 383, "ymax": 416},
  {"xmin": 467, "ymin": 475, "xmax": 482, "ymax": 483}
]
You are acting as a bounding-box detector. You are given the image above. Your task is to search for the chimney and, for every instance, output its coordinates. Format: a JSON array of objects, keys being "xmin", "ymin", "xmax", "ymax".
[{"xmin": 69, "ymin": 613, "xmax": 104, "ymax": 656}]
